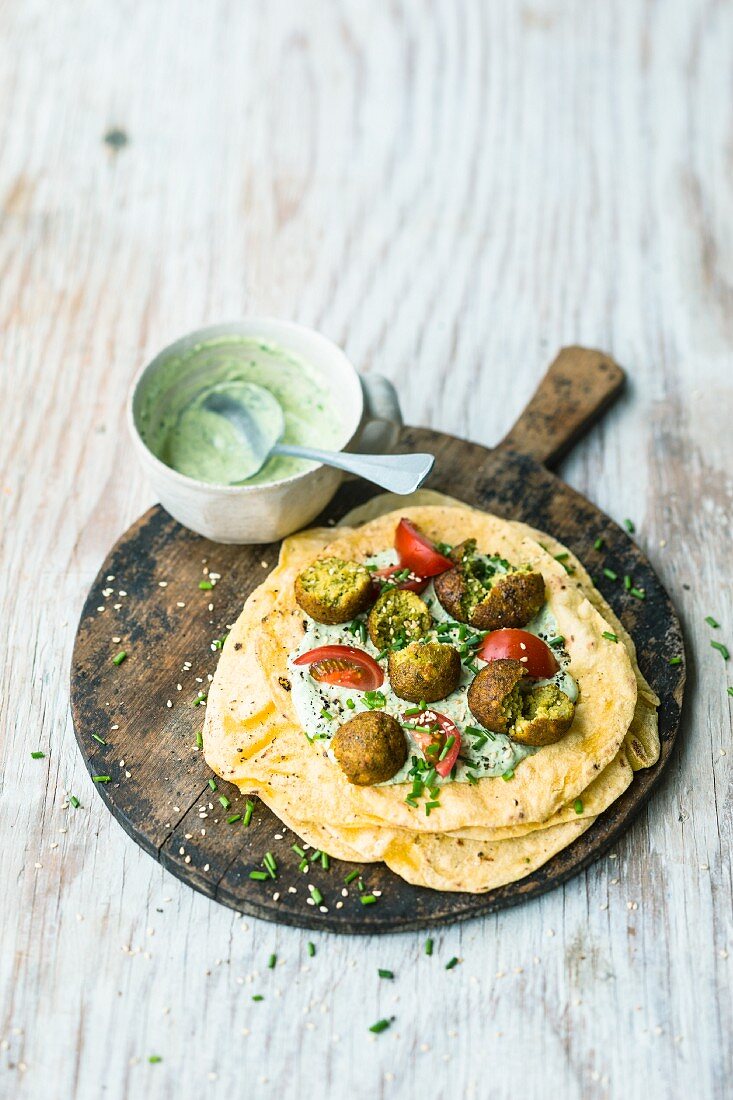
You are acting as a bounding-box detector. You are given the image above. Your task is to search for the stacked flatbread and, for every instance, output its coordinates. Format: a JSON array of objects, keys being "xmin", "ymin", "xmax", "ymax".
[{"xmin": 204, "ymin": 492, "xmax": 659, "ymax": 892}]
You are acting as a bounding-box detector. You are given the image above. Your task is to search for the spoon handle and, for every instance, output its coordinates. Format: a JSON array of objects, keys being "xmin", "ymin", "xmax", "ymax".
[{"xmin": 273, "ymin": 444, "xmax": 435, "ymax": 495}]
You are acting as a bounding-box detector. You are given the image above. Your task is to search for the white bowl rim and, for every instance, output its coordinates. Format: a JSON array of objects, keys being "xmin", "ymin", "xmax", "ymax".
[{"xmin": 126, "ymin": 317, "xmax": 364, "ymax": 495}]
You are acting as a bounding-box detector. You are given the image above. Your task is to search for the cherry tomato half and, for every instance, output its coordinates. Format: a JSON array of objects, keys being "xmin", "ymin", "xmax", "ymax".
[
  {"xmin": 372, "ymin": 564, "xmax": 430, "ymax": 595},
  {"xmin": 477, "ymin": 629, "xmax": 559, "ymax": 679},
  {"xmin": 406, "ymin": 709, "xmax": 462, "ymax": 778},
  {"xmin": 394, "ymin": 518, "xmax": 453, "ymax": 578},
  {"xmin": 293, "ymin": 644, "xmax": 384, "ymax": 691}
]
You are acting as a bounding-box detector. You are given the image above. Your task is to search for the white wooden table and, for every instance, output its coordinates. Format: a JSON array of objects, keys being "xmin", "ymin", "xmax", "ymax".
[{"xmin": 2, "ymin": 3, "xmax": 731, "ymax": 1097}]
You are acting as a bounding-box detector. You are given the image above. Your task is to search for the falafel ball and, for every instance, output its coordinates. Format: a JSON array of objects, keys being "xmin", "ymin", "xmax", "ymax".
[
  {"xmin": 434, "ymin": 545, "xmax": 545, "ymax": 629},
  {"xmin": 512, "ymin": 683, "xmax": 575, "ymax": 746},
  {"xmin": 367, "ymin": 588, "xmax": 432, "ymax": 650},
  {"xmin": 331, "ymin": 711, "xmax": 407, "ymax": 785},
  {"xmin": 467, "ymin": 658, "xmax": 574, "ymax": 746},
  {"xmin": 467, "ymin": 658, "xmax": 529, "ymax": 733},
  {"xmin": 388, "ymin": 641, "xmax": 462, "ymax": 703},
  {"xmin": 469, "ymin": 570, "xmax": 546, "ymax": 631},
  {"xmin": 294, "ymin": 557, "xmax": 373, "ymax": 625}
]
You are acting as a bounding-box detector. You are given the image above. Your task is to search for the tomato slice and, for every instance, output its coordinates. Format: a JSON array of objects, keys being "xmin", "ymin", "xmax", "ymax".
[
  {"xmin": 405, "ymin": 709, "xmax": 462, "ymax": 778},
  {"xmin": 372, "ymin": 564, "xmax": 429, "ymax": 595},
  {"xmin": 293, "ymin": 644, "xmax": 384, "ymax": 690},
  {"xmin": 394, "ymin": 518, "xmax": 453, "ymax": 578},
  {"xmin": 477, "ymin": 629, "xmax": 559, "ymax": 679}
]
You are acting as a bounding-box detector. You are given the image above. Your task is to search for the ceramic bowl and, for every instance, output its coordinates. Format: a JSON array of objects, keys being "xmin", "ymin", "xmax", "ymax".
[{"xmin": 127, "ymin": 319, "xmax": 402, "ymax": 543}]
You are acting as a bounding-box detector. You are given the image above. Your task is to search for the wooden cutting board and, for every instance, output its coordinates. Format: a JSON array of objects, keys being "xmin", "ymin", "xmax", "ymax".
[{"xmin": 70, "ymin": 347, "xmax": 685, "ymax": 933}]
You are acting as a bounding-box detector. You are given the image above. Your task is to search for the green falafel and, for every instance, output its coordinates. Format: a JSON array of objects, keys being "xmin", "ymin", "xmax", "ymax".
[
  {"xmin": 294, "ymin": 557, "xmax": 373, "ymax": 625},
  {"xmin": 367, "ymin": 588, "xmax": 432, "ymax": 650},
  {"xmin": 388, "ymin": 641, "xmax": 462, "ymax": 703},
  {"xmin": 467, "ymin": 658, "xmax": 575, "ymax": 746},
  {"xmin": 331, "ymin": 711, "xmax": 407, "ymax": 785}
]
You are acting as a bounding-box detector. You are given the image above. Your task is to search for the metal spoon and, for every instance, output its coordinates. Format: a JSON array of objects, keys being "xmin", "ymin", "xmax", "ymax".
[{"xmin": 201, "ymin": 384, "xmax": 434, "ymax": 494}]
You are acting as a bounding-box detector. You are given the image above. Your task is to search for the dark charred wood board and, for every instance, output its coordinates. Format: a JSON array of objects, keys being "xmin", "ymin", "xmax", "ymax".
[{"xmin": 70, "ymin": 427, "xmax": 685, "ymax": 933}]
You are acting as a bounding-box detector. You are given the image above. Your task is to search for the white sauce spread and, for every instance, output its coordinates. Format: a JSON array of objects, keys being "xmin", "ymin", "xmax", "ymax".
[{"xmin": 288, "ymin": 549, "xmax": 579, "ymax": 788}]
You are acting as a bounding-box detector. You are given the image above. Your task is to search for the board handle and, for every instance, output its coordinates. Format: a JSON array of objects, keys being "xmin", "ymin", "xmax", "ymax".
[{"xmin": 497, "ymin": 346, "xmax": 625, "ymax": 468}]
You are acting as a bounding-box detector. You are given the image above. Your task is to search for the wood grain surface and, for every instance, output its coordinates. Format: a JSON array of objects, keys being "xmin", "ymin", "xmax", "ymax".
[
  {"xmin": 68, "ymin": 421, "xmax": 684, "ymax": 932},
  {"xmin": 2, "ymin": 2, "xmax": 732, "ymax": 1099}
]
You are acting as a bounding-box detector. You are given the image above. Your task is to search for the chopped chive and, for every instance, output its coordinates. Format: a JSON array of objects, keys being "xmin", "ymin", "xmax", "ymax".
[
  {"xmin": 425, "ymin": 801, "xmax": 440, "ymax": 816},
  {"xmin": 594, "ymin": 537, "xmax": 604, "ymax": 550},
  {"xmin": 548, "ymin": 636, "xmax": 565, "ymax": 649},
  {"xmin": 706, "ymin": 616, "xmax": 720, "ymax": 629},
  {"xmin": 292, "ymin": 844, "xmax": 306, "ymax": 859},
  {"xmin": 376, "ymin": 649, "xmax": 389, "ymax": 662},
  {"xmin": 199, "ymin": 580, "xmax": 213, "ymax": 590},
  {"xmin": 227, "ymin": 813, "xmax": 242, "ymax": 824},
  {"xmin": 464, "ymin": 660, "xmax": 480, "ymax": 674},
  {"xmin": 309, "ymin": 885, "xmax": 323, "ymax": 905},
  {"xmin": 438, "ymin": 735, "xmax": 455, "ymax": 761},
  {"xmin": 346, "ymin": 698, "xmax": 356, "ymax": 709},
  {"xmin": 30, "ymin": 751, "xmax": 45, "ymax": 759},
  {"xmin": 218, "ymin": 795, "xmax": 230, "ymax": 810},
  {"xmin": 148, "ymin": 1055, "xmax": 162, "ymax": 1064},
  {"xmin": 360, "ymin": 894, "xmax": 377, "ymax": 905},
  {"xmin": 378, "ymin": 968, "xmax": 394, "ymax": 979},
  {"xmin": 91, "ymin": 733, "xmax": 107, "ymax": 746},
  {"xmin": 623, "ymin": 518, "xmax": 635, "ymax": 533},
  {"xmin": 602, "ymin": 631, "xmax": 618, "ymax": 643},
  {"xmin": 93, "ymin": 775, "xmax": 111, "ymax": 783},
  {"xmin": 268, "ymin": 953, "xmax": 277, "ymax": 969},
  {"xmin": 466, "ymin": 771, "xmax": 478, "ymax": 785},
  {"xmin": 711, "ymin": 641, "xmax": 729, "ymax": 660},
  {"xmin": 208, "ymin": 778, "xmax": 217, "ymax": 791},
  {"xmin": 405, "ymin": 796, "xmax": 418, "ymax": 808},
  {"xmin": 403, "ymin": 705, "xmax": 424, "ymax": 717},
  {"xmin": 242, "ymin": 800, "xmax": 254, "ymax": 827},
  {"xmin": 344, "ymin": 869, "xmax": 360, "ymax": 885},
  {"xmin": 252, "ymin": 994, "xmax": 264, "ymax": 1002},
  {"xmin": 602, "ymin": 568, "xmax": 618, "ymax": 581},
  {"xmin": 668, "ymin": 656, "xmax": 682, "ymax": 666},
  {"xmin": 554, "ymin": 552, "xmax": 569, "ymax": 561},
  {"xmin": 195, "ymin": 730, "xmax": 203, "ymax": 749},
  {"xmin": 307, "ymin": 942, "xmax": 316, "ymax": 957},
  {"xmin": 369, "ymin": 1018, "xmax": 392, "ymax": 1034},
  {"xmin": 69, "ymin": 795, "xmax": 80, "ymax": 808},
  {"xmin": 502, "ymin": 769, "xmax": 515, "ymax": 781},
  {"xmin": 320, "ymin": 709, "xmax": 334, "ymax": 721},
  {"xmin": 727, "ymin": 687, "xmax": 733, "ymax": 698},
  {"xmin": 264, "ymin": 852, "xmax": 277, "ymax": 875},
  {"xmin": 298, "ymin": 858, "xmax": 308, "ymax": 872},
  {"xmin": 321, "ymin": 852, "xmax": 330, "ymax": 870},
  {"xmin": 630, "ymin": 587, "xmax": 646, "ymax": 600},
  {"xmin": 445, "ymin": 957, "xmax": 459, "ymax": 970},
  {"xmin": 425, "ymin": 938, "xmax": 433, "ymax": 956},
  {"xmin": 574, "ymin": 798, "xmax": 584, "ymax": 814},
  {"xmin": 311, "ymin": 850, "xmax": 322, "ymax": 862},
  {"xmin": 623, "ymin": 575, "xmax": 632, "ymax": 591},
  {"xmin": 112, "ymin": 650, "xmax": 127, "ymax": 666},
  {"xmin": 249, "ymin": 870, "xmax": 268, "ymax": 881}
]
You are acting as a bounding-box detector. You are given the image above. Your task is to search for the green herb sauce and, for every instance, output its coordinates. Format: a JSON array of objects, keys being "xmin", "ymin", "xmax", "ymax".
[{"xmin": 137, "ymin": 336, "xmax": 341, "ymax": 485}]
